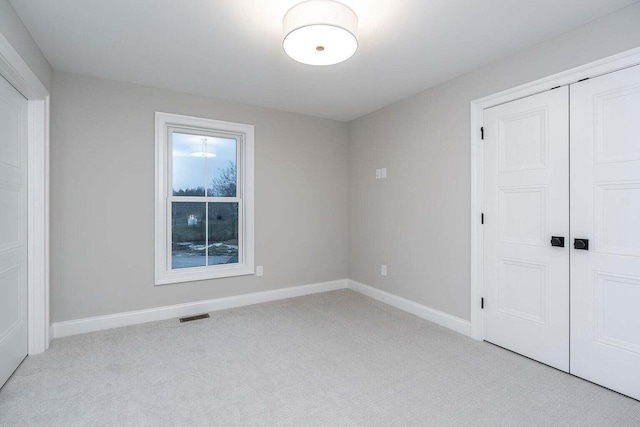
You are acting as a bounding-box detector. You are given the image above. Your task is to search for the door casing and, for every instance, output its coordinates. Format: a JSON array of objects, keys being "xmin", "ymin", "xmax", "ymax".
[
  {"xmin": 470, "ymin": 46, "xmax": 640, "ymax": 342},
  {"xmin": 0, "ymin": 32, "xmax": 50, "ymax": 355}
]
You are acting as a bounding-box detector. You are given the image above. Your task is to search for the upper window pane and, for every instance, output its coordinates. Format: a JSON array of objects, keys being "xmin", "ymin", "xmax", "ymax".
[{"xmin": 172, "ymin": 131, "xmax": 237, "ymax": 197}]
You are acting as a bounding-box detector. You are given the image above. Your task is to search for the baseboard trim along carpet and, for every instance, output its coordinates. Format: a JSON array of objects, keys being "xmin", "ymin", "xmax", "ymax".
[
  {"xmin": 51, "ymin": 279, "xmax": 348, "ymax": 338},
  {"xmin": 51, "ymin": 278, "xmax": 471, "ymax": 339},
  {"xmin": 347, "ymin": 280, "xmax": 472, "ymax": 337}
]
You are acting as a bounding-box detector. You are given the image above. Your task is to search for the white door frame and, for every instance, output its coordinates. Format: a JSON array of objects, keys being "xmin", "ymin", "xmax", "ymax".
[
  {"xmin": 0, "ymin": 33, "xmax": 50, "ymax": 354},
  {"xmin": 470, "ymin": 46, "xmax": 640, "ymax": 341}
]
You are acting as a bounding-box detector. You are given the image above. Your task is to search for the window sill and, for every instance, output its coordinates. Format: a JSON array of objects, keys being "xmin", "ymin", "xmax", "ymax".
[{"xmin": 155, "ymin": 264, "xmax": 254, "ymax": 286}]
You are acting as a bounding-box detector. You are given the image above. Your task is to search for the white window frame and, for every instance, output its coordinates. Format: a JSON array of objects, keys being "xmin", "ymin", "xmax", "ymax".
[{"xmin": 155, "ymin": 112, "xmax": 254, "ymax": 285}]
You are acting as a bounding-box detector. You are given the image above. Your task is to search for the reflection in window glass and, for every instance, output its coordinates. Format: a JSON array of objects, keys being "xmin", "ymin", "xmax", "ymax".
[{"xmin": 172, "ymin": 132, "xmax": 237, "ymax": 197}]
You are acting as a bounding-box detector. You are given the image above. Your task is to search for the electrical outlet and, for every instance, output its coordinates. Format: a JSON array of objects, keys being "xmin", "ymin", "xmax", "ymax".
[
  {"xmin": 381, "ymin": 264, "xmax": 387, "ymax": 276},
  {"xmin": 381, "ymin": 168, "xmax": 387, "ymax": 179},
  {"xmin": 256, "ymin": 266, "xmax": 264, "ymax": 276},
  {"xmin": 375, "ymin": 169, "xmax": 381, "ymax": 179}
]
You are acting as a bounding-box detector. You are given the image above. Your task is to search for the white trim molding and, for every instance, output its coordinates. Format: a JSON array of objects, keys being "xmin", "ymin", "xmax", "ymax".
[
  {"xmin": 0, "ymin": 32, "xmax": 50, "ymax": 354},
  {"xmin": 52, "ymin": 279, "xmax": 476, "ymax": 339},
  {"xmin": 347, "ymin": 280, "xmax": 472, "ymax": 337},
  {"xmin": 52, "ymin": 279, "xmax": 348, "ymax": 338},
  {"xmin": 470, "ymin": 46, "xmax": 640, "ymax": 341}
]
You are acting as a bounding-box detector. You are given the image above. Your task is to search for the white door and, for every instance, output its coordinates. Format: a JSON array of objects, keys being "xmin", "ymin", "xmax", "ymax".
[
  {"xmin": 0, "ymin": 75, "xmax": 28, "ymax": 387},
  {"xmin": 483, "ymin": 87, "xmax": 570, "ymax": 371},
  {"xmin": 570, "ymin": 65, "xmax": 640, "ymax": 400}
]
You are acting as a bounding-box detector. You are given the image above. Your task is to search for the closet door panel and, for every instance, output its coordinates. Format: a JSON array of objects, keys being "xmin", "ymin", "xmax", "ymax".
[
  {"xmin": 483, "ymin": 87, "xmax": 570, "ymax": 372},
  {"xmin": 570, "ymin": 64, "xmax": 640, "ymax": 401}
]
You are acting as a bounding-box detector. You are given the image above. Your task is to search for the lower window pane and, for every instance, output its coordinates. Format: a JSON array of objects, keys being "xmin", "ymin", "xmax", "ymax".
[
  {"xmin": 172, "ymin": 202, "xmax": 206, "ymax": 269},
  {"xmin": 208, "ymin": 202, "xmax": 239, "ymax": 265}
]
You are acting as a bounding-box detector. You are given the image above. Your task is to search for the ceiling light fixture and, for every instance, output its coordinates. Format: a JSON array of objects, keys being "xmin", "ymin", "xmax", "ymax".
[
  {"xmin": 283, "ymin": 0, "xmax": 358, "ymax": 66},
  {"xmin": 190, "ymin": 138, "xmax": 217, "ymax": 158}
]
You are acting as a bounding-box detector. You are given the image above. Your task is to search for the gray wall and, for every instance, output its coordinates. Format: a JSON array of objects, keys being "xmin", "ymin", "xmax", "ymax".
[
  {"xmin": 51, "ymin": 72, "xmax": 348, "ymax": 322},
  {"xmin": 47, "ymin": 1, "xmax": 640, "ymax": 323},
  {"xmin": 347, "ymin": 3, "xmax": 640, "ymax": 320},
  {"xmin": 0, "ymin": 0, "xmax": 51, "ymax": 91}
]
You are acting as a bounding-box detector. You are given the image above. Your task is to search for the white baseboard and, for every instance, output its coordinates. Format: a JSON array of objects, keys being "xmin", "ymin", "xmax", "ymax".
[
  {"xmin": 347, "ymin": 279, "xmax": 471, "ymax": 337},
  {"xmin": 52, "ymin": 279, "xmax": 348, "ymax": 338},
  {"xmin": 51, "ymin": 278, "xmax": 471, "ymax": 339}
]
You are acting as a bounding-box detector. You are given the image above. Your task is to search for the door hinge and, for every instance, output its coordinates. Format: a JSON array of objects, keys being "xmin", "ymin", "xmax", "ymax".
[
  {"xmin": 480, "ymin": 127, "xmax": 484, "ymax": 140},
  {"xmin": 481, "ymin": 298, "xmax": 484, "ymax": 309},
  {"xmin": 481, "ymin": 213, "xmax": 484, "ymax": 224}
]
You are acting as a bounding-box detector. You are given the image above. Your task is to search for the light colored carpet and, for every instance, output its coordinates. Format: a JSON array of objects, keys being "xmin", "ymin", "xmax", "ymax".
[{"xmin": 1, "ymin": 289, "xmax": 639, "ymax": 426}]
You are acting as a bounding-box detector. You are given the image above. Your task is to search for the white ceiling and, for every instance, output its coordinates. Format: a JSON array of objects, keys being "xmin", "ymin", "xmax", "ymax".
[{"xmin": 9, "ymin": 0, "xmax": 637, "ymax": 121}]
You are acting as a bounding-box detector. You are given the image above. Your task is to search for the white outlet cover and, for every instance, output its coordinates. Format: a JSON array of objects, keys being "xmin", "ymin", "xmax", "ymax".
[
  {"xmin": 375, "ymin": 169, "xmax": 381, "ymax": 179},
  {"xmin": 256, "ymin": 266, "xmax": 264, "ymax": 276},
  {"xmin": 381, "ymin": 168, "xmax": 387, "ymax": 179},
  {"xmin": 381, "ymin": 264, "xmax": 387, "ymax": 276}
]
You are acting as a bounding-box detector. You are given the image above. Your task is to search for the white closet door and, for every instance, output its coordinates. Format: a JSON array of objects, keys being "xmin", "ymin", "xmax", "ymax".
[
  {"xmin": 0, "ymin": 75, "xmax": 28, "ymax": 387},
  {"xmin": 570, "ymin": 65, "xmax": 640, "ymax": 400},
  {"xmin": 483, "ymin": 87, "xmax": 570, "ymax": 371}
]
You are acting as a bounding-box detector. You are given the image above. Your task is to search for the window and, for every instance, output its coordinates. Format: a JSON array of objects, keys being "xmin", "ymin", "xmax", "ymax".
[{"xmin": 155, "ymin": 112, "xmax": 254, "ymax": 285}]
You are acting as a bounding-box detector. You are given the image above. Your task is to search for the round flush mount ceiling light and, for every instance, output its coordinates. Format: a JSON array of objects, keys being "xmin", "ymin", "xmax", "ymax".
[{"xmin": 283, "ymin": 0, "xmax": 358, "ymax": 66}]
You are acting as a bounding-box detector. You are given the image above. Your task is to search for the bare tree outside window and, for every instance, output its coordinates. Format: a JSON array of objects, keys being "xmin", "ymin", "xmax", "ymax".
[{"xmin": 209, "ymin": 162, "xmax": 237, "ymax": 197}]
